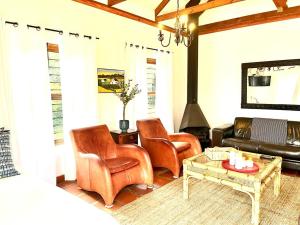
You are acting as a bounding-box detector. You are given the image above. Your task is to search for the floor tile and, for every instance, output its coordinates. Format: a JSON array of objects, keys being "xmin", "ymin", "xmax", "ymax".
[
  {"xmin": 114, "ymin": 188, "xmax": 139, "ymax": 205},
  {"xmin": 153, "ymin": 167, "xmax": 170, "ymax": 176},
  {"xmin": 61, "ymin": 183, "xmax": 83, "ymax": 196},
  {"xmin": 158, "ymin": 170, "xmax": 177, "ymax": 180},
  {"xmin": 153, "ymin": 176, "xmax": 173, "ymax": 187},
  {"xmin": 77, "ymin": 191, "xmax": 102, "ymax": 204},
  {"xmin": 126, "ymin": 184, "xmax": 153, "ymax": 196}
]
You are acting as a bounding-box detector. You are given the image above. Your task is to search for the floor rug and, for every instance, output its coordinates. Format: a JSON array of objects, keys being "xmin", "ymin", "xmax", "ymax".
[{"xmin": 113, "ymin": 175, "xmax": 300, "ymax": 225}]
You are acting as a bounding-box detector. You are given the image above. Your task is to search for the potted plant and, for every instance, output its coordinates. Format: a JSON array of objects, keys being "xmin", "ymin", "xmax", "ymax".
[{"xmin": 114, "ymin": 79, "xmax": 141, "ymax": 133}]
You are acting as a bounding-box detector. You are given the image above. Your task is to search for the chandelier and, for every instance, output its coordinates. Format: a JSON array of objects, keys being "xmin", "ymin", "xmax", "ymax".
[{"xmin": 158, "ymin": 0, "xmax": 195, "ymax": 47}]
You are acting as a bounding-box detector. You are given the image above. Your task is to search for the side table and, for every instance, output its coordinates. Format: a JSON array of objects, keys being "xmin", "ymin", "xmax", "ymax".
[{"xmin": 110, "ymin": 129, "xmax": 138, "ymax": 144}]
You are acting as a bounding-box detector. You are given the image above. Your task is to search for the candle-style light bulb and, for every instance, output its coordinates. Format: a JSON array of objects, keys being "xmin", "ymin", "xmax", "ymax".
[{"xmin": 188, "ymin": 23, "xmax": 196, "ymax": 32}]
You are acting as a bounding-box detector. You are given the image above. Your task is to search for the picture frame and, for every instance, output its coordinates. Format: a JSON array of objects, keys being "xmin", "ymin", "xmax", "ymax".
[
  {"xmin": 241, "ymin": 59, "xmax": 300, "ymax": 111},
  {"xmin": 97, "ymin": 68, "xmax": 124, "ymax": 93}
]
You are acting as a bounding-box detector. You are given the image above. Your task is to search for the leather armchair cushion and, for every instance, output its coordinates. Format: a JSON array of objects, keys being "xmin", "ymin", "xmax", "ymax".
[
  {"xmin": 172, "ymin": 141, "xmax": 191, "ymax": 153},
  {"xmin": 105, "ymin": 157, "xmax": 139, "ymax": 174},
  {"xmin": 259, "ymin": 144, "xmax": 300, "ymax": 160}
]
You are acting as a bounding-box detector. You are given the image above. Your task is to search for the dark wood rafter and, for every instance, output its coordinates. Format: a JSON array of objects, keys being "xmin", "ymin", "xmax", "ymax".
[
  {"xmin": 272, "ymin": 0, "xmax": 288, "ymax": 12},
  {"xmin": 156, "ymin": 0, "xmax": 243, "ymax": 22},
  {"xmin": 155, "ymin": 0, "xmax": 170, "ymax": 16},
  {"xmin": 107, "ymin": 0, "xmax": 126, "ymax": 6},
  {"xmin": 198, "ymin": 5, "xmax": 300, "ymax": 35},
  {"xmin": 72, "ymin": 0, "xmax": 175, "ymax": 33}
]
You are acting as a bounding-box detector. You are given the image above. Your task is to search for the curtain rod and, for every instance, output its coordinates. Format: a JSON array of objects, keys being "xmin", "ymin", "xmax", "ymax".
[
  {"xmin": 5, "ymin": 21, "xmax": 100, "ymax": 40},
  {"xmin": 128, "ymin": 43, "xmax": 171, "ymax": 54}
]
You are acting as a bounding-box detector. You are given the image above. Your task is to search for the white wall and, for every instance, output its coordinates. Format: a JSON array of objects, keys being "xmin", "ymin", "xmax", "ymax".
[
  {"xmin": 196, "ymin": 19, "xmax": 300, "ymax": 130},
  {"xmin": 172, "ymin": 0, "xmax": 300, "ymax": 132}
]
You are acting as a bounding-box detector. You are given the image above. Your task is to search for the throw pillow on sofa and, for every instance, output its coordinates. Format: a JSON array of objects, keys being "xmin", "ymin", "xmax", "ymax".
[
  {"xmin": 0, "ymin": 127, "xmax": 20, "ymax": 178},
  {"xmin": 250, "ymin": 118, "xmax": 287, "ymax": 145}
]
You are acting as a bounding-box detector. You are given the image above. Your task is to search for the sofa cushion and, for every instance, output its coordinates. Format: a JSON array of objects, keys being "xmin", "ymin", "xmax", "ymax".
[
  {"xmin": 234, "ymin": 117, "xmax": 252, "ymax": 139},
  {"xmin": 222, "ymin": 138, "xmax": 259, "ymax": 153},
  {"xmin": 259, "ymin": 144, "xmax": 300, "ymax": 160},
  {"xmin": 172, "ymin": 141, "xmax": 191, "ymax": 153},
  {"xmin": 105, "ymin": 157, "xmax": 139, "ymax": 174},
  {"xmin": 287, "ymin": 121, "xmax": 300, "ymax": 145}
]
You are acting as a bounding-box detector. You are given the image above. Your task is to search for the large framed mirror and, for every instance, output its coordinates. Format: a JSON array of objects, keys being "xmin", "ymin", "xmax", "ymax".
[{"xmin": 241, "ymin": 58, "xmax": 300, "ymax": 111}]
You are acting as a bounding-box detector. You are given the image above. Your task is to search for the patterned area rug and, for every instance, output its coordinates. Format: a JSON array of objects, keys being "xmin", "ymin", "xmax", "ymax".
[{"xmin": 113, "ymin": 175, "xmax": 300, "ymax": 225}]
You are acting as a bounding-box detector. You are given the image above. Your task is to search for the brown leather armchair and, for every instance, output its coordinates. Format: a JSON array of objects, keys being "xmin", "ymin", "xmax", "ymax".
[
  {"xmin": 70, "ymin": 124, "xmax": 153, "ymax": 208},
  {"xmin": 136, "ymin": 118, "xmax": 202, "ymax": 178}
]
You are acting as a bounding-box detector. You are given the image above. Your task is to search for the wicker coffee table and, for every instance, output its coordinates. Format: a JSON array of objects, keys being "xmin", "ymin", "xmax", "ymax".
[{"xmin": 183, "ymin": 151, "xmax": 282, "ymax": 225}]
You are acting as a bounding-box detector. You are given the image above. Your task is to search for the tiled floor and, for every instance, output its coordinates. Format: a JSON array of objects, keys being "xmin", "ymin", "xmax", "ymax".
[
  {"xmin": 57, "ymin": 167, "xmax": 299, "ymax": 212},
  {"xmin": 57, "ymin": 168, "xmax": 179, "ymax": 212}
]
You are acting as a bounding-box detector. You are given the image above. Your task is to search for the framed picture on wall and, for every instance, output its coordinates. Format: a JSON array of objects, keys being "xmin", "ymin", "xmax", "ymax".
[{"xmin": 97, "ymin": 68, "xmax": 124, "ymax": 93}]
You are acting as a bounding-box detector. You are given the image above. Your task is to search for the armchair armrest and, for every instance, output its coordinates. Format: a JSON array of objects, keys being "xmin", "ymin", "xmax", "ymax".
[
  {"xmin": 212, "ymin": 124, "xmax": 234, "ymax": 147},
  {"xmin": 143, "ymin": 137, "xmax": 179, "ymax": 164},
  {"xmin": 169, "ymin": 133, "xmax": 202, "ymax": 154},
  {"xmin": 77, "ymin": 152, "xmax": 112, "ymax": 191},
  {"xmin": 116, "ymin": 145, "xmax": 153, "ymax": 185}
]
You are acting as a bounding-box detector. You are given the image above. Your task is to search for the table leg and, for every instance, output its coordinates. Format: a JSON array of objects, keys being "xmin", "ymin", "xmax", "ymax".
[
  {"xmin": 183, "ymin": 165, "xmax": 189, "ymax": 200},
  {"xmin": 253, "ymin": 182, "xmax": 261, "ymax": 225},
  {"xmin": 236, "ymin": 189, "xmax": 255, "ymax": 224},
  {"xmin": 274, "ymin": 168, "xmax": 281, "ymax": 197}
]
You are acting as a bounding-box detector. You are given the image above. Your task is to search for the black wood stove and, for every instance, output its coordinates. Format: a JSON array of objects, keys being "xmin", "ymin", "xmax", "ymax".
[{"xmin": 179, "ymin": 3, "xmax": 210, "ymax": 149}]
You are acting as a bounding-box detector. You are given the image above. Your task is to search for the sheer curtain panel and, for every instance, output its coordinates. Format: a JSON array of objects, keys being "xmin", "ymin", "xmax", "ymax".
[
  {"xmin": 60, "ymin": 36, "xmax": 98, "ymax": 180},
  {"xmin": 0, "ymin": 22, "xmax": 56, "ymax": 184},
  {"xmin": 124, "ymin": 45, "xmax": 148, "ymax": 129},
  {"xmin": 155, "ymin": 51, "xmax": 174, "ymax": 132}
]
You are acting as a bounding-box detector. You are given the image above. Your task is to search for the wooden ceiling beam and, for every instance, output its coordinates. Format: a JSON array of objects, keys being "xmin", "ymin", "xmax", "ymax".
[
  {"xmin": 156, "ymin": 0, "xmax": 243, "ymax": 22},
  {"xmin": 272, "ymin": 0, "xmax": 288, "ymax": 12},
  {"xmin": 198, "ymin": 5, "xmax": 300, "ymax": 35},
  {"xmin": 155, "ymin": 0, "xmax": 170, "ymax": 17},
  {"xmin": 72, "ymin": 0, "xmax": 175, "ymax": 33},
  {"xmin": 107, "ymin": 0, "xmax": 126, "ymax": 6}
]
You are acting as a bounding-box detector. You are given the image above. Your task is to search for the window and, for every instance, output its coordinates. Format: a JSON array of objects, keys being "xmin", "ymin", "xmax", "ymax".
[
  {"xmin": 47, "ymin": 43, "xmax": 64, "ymax": 145},
  {"xmin": 146, "ymin": 58, "xmax": 156, "ymax": 116}
]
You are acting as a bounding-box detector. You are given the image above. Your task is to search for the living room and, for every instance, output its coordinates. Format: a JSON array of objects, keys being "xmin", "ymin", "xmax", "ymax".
[{"xmin": 0, "ymin": 0, "xmax": 299, "ymax": 225}]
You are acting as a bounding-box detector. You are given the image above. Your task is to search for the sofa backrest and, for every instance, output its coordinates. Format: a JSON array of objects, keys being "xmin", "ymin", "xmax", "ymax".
[{"xmin": 234, "ymin": 117, "xmax": 300, "ymax": 145}]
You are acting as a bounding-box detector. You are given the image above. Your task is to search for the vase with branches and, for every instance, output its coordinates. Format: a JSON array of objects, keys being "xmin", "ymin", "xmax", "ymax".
[{"xmin": 114, "ymin": 79, "xmax": 141, "ymax": 132}]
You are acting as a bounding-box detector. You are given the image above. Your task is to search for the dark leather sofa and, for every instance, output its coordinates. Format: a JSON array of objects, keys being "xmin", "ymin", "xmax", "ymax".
[{"xmin": 212, "ymin": 117, "xmax": 300, "ymax": 171}]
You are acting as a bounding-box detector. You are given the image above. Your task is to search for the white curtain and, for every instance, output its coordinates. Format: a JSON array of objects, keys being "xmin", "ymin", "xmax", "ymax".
[
  {"xmin": 124, "ymin": 44, "xmax": 148, "ymax": 129},
  {"xmin": 60, "ymin": 36, "xmax": 98, "ymax": 180},
  {"xmin": 0, "ymin": 22, "xmax": 56, "ymax": 184},
  {"xmin": 155, "ymin": 51, "xmax": 174, "ymax": 132}
]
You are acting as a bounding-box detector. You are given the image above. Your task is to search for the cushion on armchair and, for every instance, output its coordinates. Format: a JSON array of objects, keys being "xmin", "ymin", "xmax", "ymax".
[
  {"xmin": 105, "ymin": 157, "xmax": 139, "ymax": 174},
  {"xmin": 172, "ymin": 142, "xmax": 191, "ymax": 153},
  {"xmin": 0, "ymin": 128, "xmax": 20, "ymax": 179}
]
